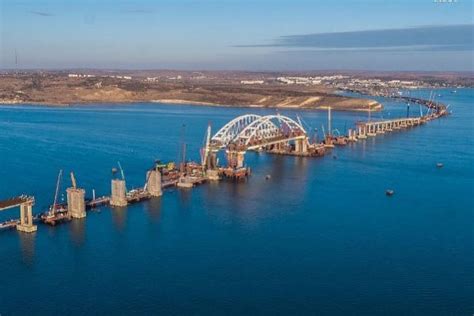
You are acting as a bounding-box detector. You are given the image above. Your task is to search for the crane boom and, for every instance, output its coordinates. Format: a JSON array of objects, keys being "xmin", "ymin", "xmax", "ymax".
[
  {"xmin": 117, "ymin": 161, "xmax": 125, "ymax": 180},
  {"xmin": 51, "ymin": 169, "xmax": 63, "ymax": 214},
  {"xmin": 70, "ymin": 172, "xmax": 77, "ymax": 189},
  {"xmin": 202, "ymin": 123, "xmax": 211, "ymax": 170}
]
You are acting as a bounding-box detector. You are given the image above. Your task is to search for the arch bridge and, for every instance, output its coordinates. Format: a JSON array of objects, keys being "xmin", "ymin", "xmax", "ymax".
[
  {"xmin": 208, "ymin": 114, "xmax": 309, "ymax": 169},
  {"xmin": 211, "ymin": 114, "xmax": 307, "ymax": 150}
]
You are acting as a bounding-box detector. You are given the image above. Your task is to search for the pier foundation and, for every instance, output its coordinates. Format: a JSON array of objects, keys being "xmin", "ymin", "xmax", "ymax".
[
  {"xmin": 67, "ymin": 187, "xmax": 86, "ymax": 219},
  {"xmin": 16, "ymin": 201, "xmax": 37, "ymax": 233},
  {"xmin": 146, "ymin": 169, "xmax": 162, "ymax": 197},
  {"xmin": 226, "ymin": 150, "xmax": 246, "ymax": 169},
  {"xmin": 295, "ymin": 138, "xmax": 308, "ymax": 153},
  {"xmin": 206, "ymin": 169, "xmax": 220, "ymax": 181},
  {"xmin": 110, "ymin": 179, "xmax": 127, "ymax": 207}
]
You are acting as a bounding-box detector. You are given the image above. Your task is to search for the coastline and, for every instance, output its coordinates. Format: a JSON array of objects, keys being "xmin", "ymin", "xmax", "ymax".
[{"xmin": 0, "ymin": 97, "xmax": 383, "ymax": 112}]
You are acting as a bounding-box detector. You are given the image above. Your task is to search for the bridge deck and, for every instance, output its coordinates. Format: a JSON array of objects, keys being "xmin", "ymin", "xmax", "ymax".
[{"xmin": 0, "ymin": 196, "xmax": 34, "ymax": 211}]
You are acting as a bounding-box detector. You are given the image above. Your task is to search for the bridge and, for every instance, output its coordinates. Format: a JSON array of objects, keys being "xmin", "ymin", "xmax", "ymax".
[
  {"xmin": 211, "ymin": 114, "xmax": 308, "ymax": 150},
  {"xmin": 0, "ymin": 195, "xmax": 37, "ymax": 232},
  {"xmin": 205, "ymin": 102, "xmax": 449, "ymax": 172},
  {"xmin": 208, "ymin": 114, "xmax": 316, "ymax": 169},
  {"xmin": 355, "ymin": 117, "xmax": 423, "ymax": 138}
]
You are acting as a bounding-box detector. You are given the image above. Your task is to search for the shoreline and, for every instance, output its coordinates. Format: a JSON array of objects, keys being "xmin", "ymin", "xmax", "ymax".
[{"xmin": 0, "ymin": 98, "xmax": 383, "ymax": 112}]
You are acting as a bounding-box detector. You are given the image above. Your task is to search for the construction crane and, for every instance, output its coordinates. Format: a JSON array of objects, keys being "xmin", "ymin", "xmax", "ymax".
[
  {"xmin": 179, "ymin": 124, "xmax": 187, "ymax": 173},
  {"xmin": 50, "ymin": 169, "xmax": 63, "ymax": 215},
  {"xmin": 70, "ymin": 172, "xmax": 77, "ymax": 189},
  {"xmin": 116, "ymin": 161, "xmax": 128, "ymax": 193},
  {"xmin": 201, "ymin": 123, "xmax": 212, "ymax": 171},
  {"xmin": 117, "ymin": 161, "xmax": 125, "ymax": 181}
]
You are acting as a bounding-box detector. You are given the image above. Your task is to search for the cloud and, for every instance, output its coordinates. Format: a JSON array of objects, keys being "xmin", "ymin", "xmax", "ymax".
[
  {"xmin": 238, "ymin": 24, "xmax": 474, "ymax": 52},
  {"xmin": 28, "ymin": 10, "xmax": 54, "ymax": 17},
  {"xmin": 276, "ymin": 44, "xmax": 474, "ymax": 54}
]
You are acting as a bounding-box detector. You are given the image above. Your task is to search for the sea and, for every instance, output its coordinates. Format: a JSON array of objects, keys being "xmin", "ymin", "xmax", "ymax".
[{"xmin": 0, "ymin": 88, "xmax": 472, "ymax": 315}]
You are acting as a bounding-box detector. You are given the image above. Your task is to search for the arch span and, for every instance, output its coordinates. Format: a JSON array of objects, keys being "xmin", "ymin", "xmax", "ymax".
[
  {"xmin": 211, "ymin": 114, "xmax": 307, "ymax": 150},
  {"xmin": 211, "ymin": 114, "xmax": 262, "ymax": 148}
]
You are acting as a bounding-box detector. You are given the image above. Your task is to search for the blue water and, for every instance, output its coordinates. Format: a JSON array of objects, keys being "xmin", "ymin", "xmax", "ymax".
[{"xmin": 0, "ymin": 89, "xmax": 472, "ymax": 315}]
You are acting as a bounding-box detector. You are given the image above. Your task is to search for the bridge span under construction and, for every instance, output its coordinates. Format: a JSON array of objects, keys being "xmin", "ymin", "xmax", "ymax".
[{"xmin": 0, "ymin": 96, "xmax": 449, "ymax": 234}]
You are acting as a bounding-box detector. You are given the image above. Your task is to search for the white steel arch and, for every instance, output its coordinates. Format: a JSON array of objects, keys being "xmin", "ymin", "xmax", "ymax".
[
  {"xmin": 211, "ymin": 114, "xmax": 307, "ymax": 149},
  {"xmin": 211, "ymin": 114, "xmax": 262, "ymax": 147},
  {"xmin": 234, "ymin": 115, "xmax": 306, "ymax": 146}
]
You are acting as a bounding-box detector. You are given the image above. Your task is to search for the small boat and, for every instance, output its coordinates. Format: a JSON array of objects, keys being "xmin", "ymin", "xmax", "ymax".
[
  {"xmin": 265, "ymin": 174, "xmax": 271, "ymax": 180},
  {"xmin": 436, "ymin": 163, "xmax": 444, "ymax": 168},
  {"xmin": 385, "ymin": 190, "xmax": 394, "ymax": 196}
]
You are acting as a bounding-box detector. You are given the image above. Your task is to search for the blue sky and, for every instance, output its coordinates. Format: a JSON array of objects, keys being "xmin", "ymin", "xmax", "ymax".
[{"xmin": 0, "ymin": 0, "xmax": 473, "ymax": 71}]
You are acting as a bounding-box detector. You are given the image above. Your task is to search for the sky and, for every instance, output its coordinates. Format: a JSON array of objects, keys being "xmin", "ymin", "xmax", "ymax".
[{"xmin": 0, "ymin": 0, "xmax": 473, "ymax": 71}]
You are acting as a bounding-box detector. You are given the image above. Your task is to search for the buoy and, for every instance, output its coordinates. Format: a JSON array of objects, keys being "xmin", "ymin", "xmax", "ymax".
[
  {"xmin": 386, "ymin": 190, "xmax": 394, "ymax": 196},
  {"xmin": 436, "ymin": 163, "xmax": 443, "ymax": 168}
]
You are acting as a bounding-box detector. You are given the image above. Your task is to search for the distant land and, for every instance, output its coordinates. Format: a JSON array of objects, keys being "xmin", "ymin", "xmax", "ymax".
[{"xmin": 0, "ymin": 70, "xmax": 472, "ymax": 111}]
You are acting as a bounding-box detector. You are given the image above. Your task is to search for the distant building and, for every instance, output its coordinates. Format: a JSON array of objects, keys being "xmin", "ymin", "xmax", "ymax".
[
  {"xmin": 68, "ymin": 73, "xmax": 95, "ymax": 78},
  {"xmin": 241, "ymin": 80, "xmax": 264, "ymax": 85}
]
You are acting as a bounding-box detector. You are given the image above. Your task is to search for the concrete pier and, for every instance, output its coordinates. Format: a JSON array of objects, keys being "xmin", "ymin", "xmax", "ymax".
[
  {"xmin": 226, "ymin": 150, "xmax": 246, "ymax": 169},
  {"xmin": 16, "ymin": 200, "xmax": 37, "ymax": 233},
  {"xmin": 110, "ymin": 179, "xmax": 127, "ymax": 207},
  {"xmin": 295, "ymin": 138, "xmax": 308, "ymax": 153},
  {"xmin": 146, "ymin": 169, "xmax": 162, "ymax": 197},
  {"xmin": 206, "ymin": 169, "xmax": 220, "ymax": 180},
  {"xmin": 67, "ymin": 187, "xmax": 86, "ymax": 219}
]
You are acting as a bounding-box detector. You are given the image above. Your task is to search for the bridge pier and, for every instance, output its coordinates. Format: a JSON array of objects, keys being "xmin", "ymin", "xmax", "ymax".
[
  {"xmin": 67, "ymin": 187, "xmax": 86, "ymax": 219},
  {"xmin": 17, "ymin": 201, "xmax": 37, "ymax": 233},
  {"xmin": 357, "ymin": 125, "xmax": 367, "ymax": 139},
  {"xmin": 110, "ymin": 179, "xmax": 127, "ymax": 207},
  {"xmin": 377, "ymin": 123, "xmax": 385, "ymax": 134},
  {"xmin": 348, "ymin": 129, "xmax": 357, "ymax": 142},
  {"xmin": 146, "ymin": 169, "xmax": 162, "ymax": 197},
  {"xmin": 367, "ymin": 124, "xmax": 376, "ymax": 137},
  {"xmin": 226, "ymin": 150, "xmax": 246, "ymax": 169},
  {"xmin": 295, "ymin": 138, "xmax": 308, "ymax": 153}
]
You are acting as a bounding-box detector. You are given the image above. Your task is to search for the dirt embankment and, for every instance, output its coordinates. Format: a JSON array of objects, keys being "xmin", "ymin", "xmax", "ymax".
[{"xmin": 0, "ymin": 74, "xmax": 381, "ymax": 111}]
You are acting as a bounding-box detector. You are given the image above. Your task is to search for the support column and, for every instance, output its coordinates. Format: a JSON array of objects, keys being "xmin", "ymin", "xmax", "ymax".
[
  {"xmin": 302, "ymin": 138, "xmax": 308, "ymax": 153},
  {"xmin": 110, "ymin": 179, "xmax": 127, "ymax": 207},
  {"xmin": 236, "ymin": 151, "xmax": 245, "ymax": 168},
  {"xmin": 67, "ymin": 187, "xmax": 86, "ymax": 219},
  {"xmin": 17, "ymin": 201, "xmax": 37, "ymax": 233},
  {"xmin": 226, "ymin": 150, "xmax": 246, "ymax": 169},
  {"xmin": 146, "ymin": 169, "xmax": 162, "ymax": 197},
  {"xmin": 367, "ymin": 124, "xmax": 376, "ymax": 136},
  {"xmin": 358, "ymin": 125, "xmax": 367, "ymax": 139},
  {"xmin": 295, "ymin": 139, "xmax": 301, "ymax": 152},
  {"xmin": 295, "ymin": 138, "xmax": 308, "ymax": 153}
]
